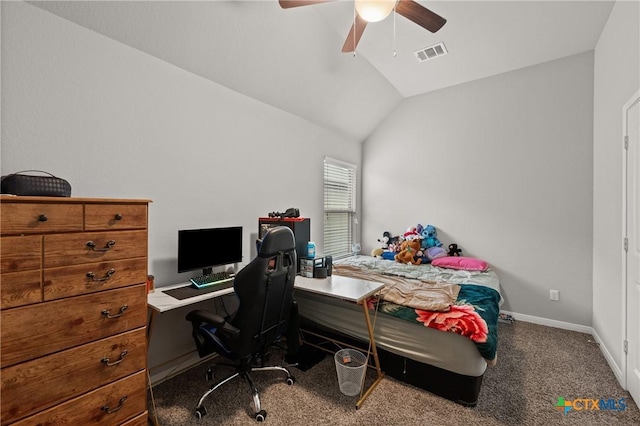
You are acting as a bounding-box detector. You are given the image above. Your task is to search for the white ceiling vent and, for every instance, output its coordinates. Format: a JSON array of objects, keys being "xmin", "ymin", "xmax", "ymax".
[{"xmin": 415, "ymin": 42, "xmax": 448, "ymax": 62}]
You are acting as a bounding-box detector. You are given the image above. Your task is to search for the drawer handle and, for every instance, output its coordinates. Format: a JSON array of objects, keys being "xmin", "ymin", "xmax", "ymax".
[
  {"xmin": 38, "ymin": 214, "xmax": 48, "ymax": 222},
  {"xmin": 87, "ymin": 240, "xmax": 116, "ymax": 252},
  {"xmin": 101, "ymin": 305, "xmax": 128, "ymax": 319},
  {"xmin": 115, "ymin": 213, "xmax": 123, "ymax": 220},
  {"xmin": 101, "ymin": 350, "xmax": 128, "ymax": 366},
  {"xmin": 101, "ymin": 396, "xmax": 127, "ymax": 414},
  {"xmin": 86, "ymin": 268, "xmax": 116, "ymax": 282}
]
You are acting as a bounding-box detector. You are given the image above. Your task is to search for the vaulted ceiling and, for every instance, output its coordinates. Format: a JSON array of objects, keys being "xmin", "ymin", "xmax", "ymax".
[{"xmin": 28, "ymin": 1, "xmax": 615, "ymax": 141}]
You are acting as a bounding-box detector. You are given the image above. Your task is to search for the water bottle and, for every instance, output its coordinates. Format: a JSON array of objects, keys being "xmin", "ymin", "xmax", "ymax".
[{"xmin": 307, "ymin": 241, "xmax": 316, "ymax": 258}]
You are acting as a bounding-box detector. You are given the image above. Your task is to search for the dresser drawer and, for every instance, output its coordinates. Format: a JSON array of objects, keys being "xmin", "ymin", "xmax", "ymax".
[
  {"xmin": 85, "ymin": 204, "xmax": 147, "ymax": 231},
  {"xmin": 44, "ymin": 258, "xmax": 147, "ymax": 301},
  {"xmin": 0, "ymin": 270, "xmax": 41, "ymax": 309},
  {"xmin": 1, "ymin": 285, "xmax": 146, "ymax": 368},
  {"xmin": 120, "ymin": 411, "xmax": 148, "ymax": 426},
  {"xmin": 10, "ymin": 370, "xmax": 147, "ymax": 426},
  {"xmin": 0, "ymin": 203, "xmax": 83, "ymax": 235},
  {"xmin": 44, "ymin": 230, "xmax": 147, "ymax": 268},
  {"xmin": 1, "ymin": 328, "xmax": 146, "ymax": 424},
  {"xmin": 1, "ymin": 235, "xmax": 41, "ymax": 274}
]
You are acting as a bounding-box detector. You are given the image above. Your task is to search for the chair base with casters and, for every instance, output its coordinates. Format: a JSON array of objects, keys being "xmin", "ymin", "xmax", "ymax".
[{"xmin": 193, "ymin": 355, "xmax": 295, "ymax": 422}]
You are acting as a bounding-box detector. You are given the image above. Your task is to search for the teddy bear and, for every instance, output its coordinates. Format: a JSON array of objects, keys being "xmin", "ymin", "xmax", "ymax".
[
  {"xmin": 395, "ymin": 239, "xmax": 423, "ymax": 265},
  {"xmin": 420, "ymin": 224, "xmax": 442, "ymax": 249},
  {"xmin": 448, "ymin": 243, "xmax": 463, "ymax": 257}
]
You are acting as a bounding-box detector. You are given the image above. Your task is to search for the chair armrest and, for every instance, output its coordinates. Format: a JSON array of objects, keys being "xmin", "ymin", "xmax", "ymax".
[
  {"xmin": 186, "ymin": 309, "xmax": 240, "ymax": 339},
  {"xmin": 186, "ymin": 309, "xmax": 226, "ymax": 327}
]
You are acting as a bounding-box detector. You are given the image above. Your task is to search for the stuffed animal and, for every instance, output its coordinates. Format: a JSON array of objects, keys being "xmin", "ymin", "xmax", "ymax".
[
  {"xmin": 421, "ymin": 224, "xmax": 442, "ymax": 249},
  {"xmin": 386, "ymin": 233, "xmax": 402, "ymax": 253},
  {"xmin": 371, "ymin": 247, "xmax": 385, "ymax": 258},
  {"xmin": 448, "ymin": 243, "xmax": 463, "ymax": 257},
  {"xmin": 377, "ymin": 231, "xmax": 391, "ymax": 249},
  {"xmin": 403, "ymin": 226, "xmax": 420, "ymax": 241},
  {"xmin": 395, "ymin": 239, "xmax": 423, "ymax": 265}
]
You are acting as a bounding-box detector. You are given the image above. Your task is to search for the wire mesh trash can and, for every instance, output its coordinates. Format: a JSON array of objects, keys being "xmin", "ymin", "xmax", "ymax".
[{"xmin": 334, "ymin": 348, "xmax": 367, "ymax": 396}]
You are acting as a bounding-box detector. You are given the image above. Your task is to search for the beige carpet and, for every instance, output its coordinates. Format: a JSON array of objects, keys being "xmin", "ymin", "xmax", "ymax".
[{"xmin": 149, "ymin": 321, "xmax": 640, "ymax": 425}]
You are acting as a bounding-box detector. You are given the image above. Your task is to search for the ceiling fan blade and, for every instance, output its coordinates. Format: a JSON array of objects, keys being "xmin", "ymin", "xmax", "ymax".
[
  {"xmin": 279, "ymin": 0, "xmax": 333, "ymax": 9},
  {"xmin": 395, "ymin": 0, "xmax": 446, "ymax": 33},
  {"xmin": 342, "ymin": 14, "xmax": 368, "ymax": 53}
]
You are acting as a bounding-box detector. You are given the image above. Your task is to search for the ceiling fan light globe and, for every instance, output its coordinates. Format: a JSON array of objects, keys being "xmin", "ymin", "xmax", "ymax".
[{"xmin": 355, "ymin": 0, "xmax": 396, "ymax": 23}]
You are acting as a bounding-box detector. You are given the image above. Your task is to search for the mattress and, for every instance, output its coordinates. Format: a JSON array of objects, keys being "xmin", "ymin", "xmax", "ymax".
[{"xmin": 294, "ymin": 255, "xmax": 502, "ymax": 377}]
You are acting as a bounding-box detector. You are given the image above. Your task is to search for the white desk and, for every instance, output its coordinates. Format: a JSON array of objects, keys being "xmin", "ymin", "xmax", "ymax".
[
  {"xmin": 147, "ymin": 282, "xmax": 234, "ymax": 313},
  {"xmin": 294, "ymin": 275, "xmax": 385, "ymax": 409},
  {"xmin": 149, "ymin": 275, "xmax": 381, "ymax": 313},
  {"xmin": 294, "ymin": 275, "xmax": 382, "ymax": 303}
]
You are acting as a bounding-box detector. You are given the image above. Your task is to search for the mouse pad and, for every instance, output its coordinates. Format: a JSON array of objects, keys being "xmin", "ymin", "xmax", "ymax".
[{"xmin": 163, "ymin": 282, "xmax": 233, "ymax": 300}]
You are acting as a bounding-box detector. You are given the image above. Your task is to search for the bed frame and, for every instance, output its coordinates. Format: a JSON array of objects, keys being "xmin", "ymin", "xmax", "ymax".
[{"xmin": 298, "ymin": 317, "xmax": 484, "ymax": 407}]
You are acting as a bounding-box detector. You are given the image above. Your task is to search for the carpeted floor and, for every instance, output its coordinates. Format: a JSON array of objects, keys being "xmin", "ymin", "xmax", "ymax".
[{"xmin": 149, "ymin": 321, "xmax": 640, "ymax": 425}]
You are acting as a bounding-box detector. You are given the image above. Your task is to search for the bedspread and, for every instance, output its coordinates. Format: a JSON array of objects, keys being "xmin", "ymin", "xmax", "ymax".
[
  {"xmin": 333, "ymin": 264, "xmax": 460, "ymax": 311},
  {"xmin": 334, "ymin": 256, "xmax": 501, "ymax": 362}
]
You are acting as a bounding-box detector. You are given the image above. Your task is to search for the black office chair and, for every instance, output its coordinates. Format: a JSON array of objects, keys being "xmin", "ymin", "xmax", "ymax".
[{"xmin": 186, "ymin": 226, "xmax": 298, "ymax": 422}]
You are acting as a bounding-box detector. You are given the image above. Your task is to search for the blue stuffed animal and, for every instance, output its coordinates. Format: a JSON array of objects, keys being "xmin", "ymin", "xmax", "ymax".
[{"xmin": 421, "ymin": 224, "xmax": 442, "ymax": 249}]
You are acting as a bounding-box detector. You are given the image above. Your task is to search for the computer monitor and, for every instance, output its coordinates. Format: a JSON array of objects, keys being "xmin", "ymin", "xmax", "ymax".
[{"xmin": 178, "ymin": 226, "xmax": 243, "ymax": 275}]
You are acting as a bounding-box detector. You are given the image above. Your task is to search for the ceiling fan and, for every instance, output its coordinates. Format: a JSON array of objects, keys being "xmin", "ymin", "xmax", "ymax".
[{"xmin": 279, "ymin": 0, "xmax": 447, "ymax": 53}]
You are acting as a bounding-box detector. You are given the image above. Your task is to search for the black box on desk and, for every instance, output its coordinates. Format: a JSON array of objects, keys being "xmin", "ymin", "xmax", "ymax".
[
  {"xmin": 300, "ymin": 257, "xmax": 316, "ymax": 278},
  {"xmin": 300, "ymin": 257, "xmax": 328, "ymax": 278}
]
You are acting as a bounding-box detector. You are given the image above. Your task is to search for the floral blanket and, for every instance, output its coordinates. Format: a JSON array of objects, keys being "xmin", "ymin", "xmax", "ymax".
[
  {"xmin": 334, "ymin": 256, "xmax": 501, "ymax": 362},
  {"xmin": 366, "ymin": 284, "xmax": 500, "ymax": 362}
]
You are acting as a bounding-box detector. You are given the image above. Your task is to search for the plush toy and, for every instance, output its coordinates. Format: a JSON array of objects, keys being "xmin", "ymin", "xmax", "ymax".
[
  {"xmin": 371, "ymin": 247, "xmax": 385, "ymax": 258},
  {"xmin": 403, "ymin": 226, "xmax": 421, "ymax": 241},
  {"xmin": 421, "ymin": 224, "xmax": 442, "ymax": 249},
  {"xmin": 386, "ymin": 233, "xmax": 402, "ymax": 253},
  {"xmin": 377, "ymin": 231, "xmax": 391, "ymax": 249},
  {"xmin": 448, "ymin": 243, "xmax": 463, "ymax": 257},
  {"xmin": 395, "ymin": 239, "xmax": 423, "ymax": 265}
]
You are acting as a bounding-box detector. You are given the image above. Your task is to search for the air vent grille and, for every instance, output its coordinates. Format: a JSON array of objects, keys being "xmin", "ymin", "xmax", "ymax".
[{"xmin": 415, "ymin": 42, "xmax": 448, "ymax": 62}]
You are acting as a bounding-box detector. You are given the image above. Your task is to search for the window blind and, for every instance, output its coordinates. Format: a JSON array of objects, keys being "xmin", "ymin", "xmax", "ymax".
[{"xmin": 323, "ymin": 157, "xmax": 357, "ymax": 259}]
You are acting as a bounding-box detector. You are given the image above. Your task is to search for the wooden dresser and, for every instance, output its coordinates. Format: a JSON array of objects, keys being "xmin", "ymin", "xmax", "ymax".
[{"xmin": 0, "ymin": 196, "xmax": 150, "ymax": 426}]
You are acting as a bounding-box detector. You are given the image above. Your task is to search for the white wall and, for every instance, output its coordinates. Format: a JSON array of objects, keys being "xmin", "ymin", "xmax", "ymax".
[
  {"xmin": 1, "ymin": 2, "xmax": 361, "ymax": 379},
  {"xmin": 362, "ymin": 52, "xmax": 595, "ymax": 326},
  {"xmin": 593, "ymin": 0, "xmax": 640, "ymax": 383}
]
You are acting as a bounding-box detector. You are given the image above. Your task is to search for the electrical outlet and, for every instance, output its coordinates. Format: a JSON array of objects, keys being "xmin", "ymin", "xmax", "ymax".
[{"xmin": 550, "ymin": 290, "xmax": 559, "ymax": 301}]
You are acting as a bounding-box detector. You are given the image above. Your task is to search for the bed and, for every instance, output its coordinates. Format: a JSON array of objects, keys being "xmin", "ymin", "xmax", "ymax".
[{"xmin": 294, "ymin": 255, "xmax": 502, "ymax": 407}]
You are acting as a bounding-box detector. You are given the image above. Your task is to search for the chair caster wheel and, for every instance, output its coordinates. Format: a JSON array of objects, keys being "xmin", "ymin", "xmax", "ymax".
[
  {"xmin": 286, "ymin": 376, "xmax": 295, "ymax": 385},
  {"xmin": 255, "ymin": 409, "xmax": 267, "ymax": 422},
  {"xmin": 194, "ymin": 406, "xmax": 207, "ymax": 420}
]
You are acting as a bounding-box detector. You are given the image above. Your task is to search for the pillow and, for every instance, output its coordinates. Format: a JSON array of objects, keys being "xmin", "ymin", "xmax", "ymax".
[
  {"xmin": 431, "ymin": 256, "xmax": 489, "ymax": 272},
  {"xmin": 425, "ymin": 246, "xmax": 447, "ymax": 260}
]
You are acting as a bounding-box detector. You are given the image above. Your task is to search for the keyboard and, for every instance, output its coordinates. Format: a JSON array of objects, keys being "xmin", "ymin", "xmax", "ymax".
[{"xmin": 190, "ymin": 272, "xmax": 235, "ymax": 289}]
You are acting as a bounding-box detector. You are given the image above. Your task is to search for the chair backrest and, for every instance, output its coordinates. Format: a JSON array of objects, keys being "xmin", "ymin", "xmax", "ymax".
[{"xmin": 228, "ymin": 226, "xmax": 297, "ymax": 357}]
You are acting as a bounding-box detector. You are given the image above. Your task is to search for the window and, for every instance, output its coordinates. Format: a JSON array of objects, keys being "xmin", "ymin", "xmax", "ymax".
[{"xmin": 323, "ymin": 157, "xmax": 357, "ymax": 259}]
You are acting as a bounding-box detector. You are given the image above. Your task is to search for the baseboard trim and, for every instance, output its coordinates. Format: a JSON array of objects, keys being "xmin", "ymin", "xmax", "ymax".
[
  {"xmin": 501, "ymin": 310, "xmax": 625, "ymax": 388},
  {"xmin": 500, "ymin": 310, "xmax": 592, "ymax": 334},
  {"xmin": 149, "ymin": 352, "xmax": 218, "ymax": 387},
  {"xmin": 590, "ymin": 328, "xmax": 624, "ymax": 387}
]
